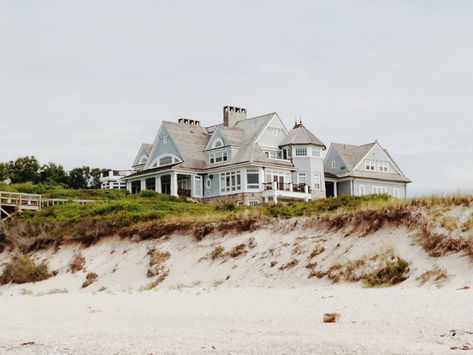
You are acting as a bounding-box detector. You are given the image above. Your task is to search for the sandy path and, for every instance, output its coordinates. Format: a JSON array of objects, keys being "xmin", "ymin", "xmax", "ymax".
[{"xmin": 1, "ymin": 287, "xmax": 472, "ymax": 354}]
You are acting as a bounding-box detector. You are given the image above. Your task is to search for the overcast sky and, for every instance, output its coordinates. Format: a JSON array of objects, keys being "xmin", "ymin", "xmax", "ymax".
[{"xmin": 1, "ymin": 1, "xmax": 472, "ymax": 195}]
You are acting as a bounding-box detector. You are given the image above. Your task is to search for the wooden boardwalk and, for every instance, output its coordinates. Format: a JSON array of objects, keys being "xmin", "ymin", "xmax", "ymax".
[{"xmin": 0, "ymin": 191, "xmax": 94, "ymax": 221}]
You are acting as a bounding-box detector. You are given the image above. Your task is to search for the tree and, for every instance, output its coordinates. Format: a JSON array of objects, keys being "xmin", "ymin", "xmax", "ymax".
[
  {"xmin": 8, "ymin": 156, "xmax": 40, "ymax": 183},
  {"xmin": 68, "ymin": 167, "xmax": 90, "ymax": 189},
  {"xmin": 0, "ymin": 162, "xmax": 9, "ymax": 182},
  {"xmin": 39, "ymin": 163, "xmax": 69, "ymax": 185}
]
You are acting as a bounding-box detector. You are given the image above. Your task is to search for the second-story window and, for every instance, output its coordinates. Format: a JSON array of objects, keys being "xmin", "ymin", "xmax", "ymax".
[
  {"xmin": 265, "ymin": 150, "xmax": 282, "ymax": 159},
  {"xmin": 378, "ymin": 161, "xmax": 388, "ymax": 172},
  {"xmin": 298, "ymin": 173, "xmax": 306, "ymax": 185},
  {"xmin": 247, "ymin": 169, "xmax": 260, "ymax": 190},
  {"xmin": 209, "ymin": 150, "xmax": 230, "ymax": 165},
  {"xmin": 295, "ymin": 148, "xmax": 307, "ymax": 156},
  {"xmin": 365, "ymin": 159, "xmax": 376, "ymax": 171},
  {"xmin": 159, "ymin": 156, "xmax": 173, "ymax": 166}
]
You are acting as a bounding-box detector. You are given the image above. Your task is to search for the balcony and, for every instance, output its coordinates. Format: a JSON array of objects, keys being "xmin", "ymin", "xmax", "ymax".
[{"xmin": 262, "ymin": 182, "xmax": 311, "ymax": 203}]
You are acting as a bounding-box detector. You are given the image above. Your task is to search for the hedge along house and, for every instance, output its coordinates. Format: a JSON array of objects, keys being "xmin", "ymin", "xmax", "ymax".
[
  {"xmin": 123, "ymin": 106, "xmax": 327, "ymax": 205},
  {"xmin": 324, "ymin": 141, "xmax": 411, "ymax": 198}
]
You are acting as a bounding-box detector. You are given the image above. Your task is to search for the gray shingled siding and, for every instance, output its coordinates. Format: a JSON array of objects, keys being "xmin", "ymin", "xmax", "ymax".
[
  {"xmin": 353, "ymin": 179, "xmax": 407, "ymax": 197},
  {"xmin": 257, "ymin": 117, "xmax": 287, "ymax": 148},
  {"xmin": 146, "ymin": 126, "xmax": 182, "ymax": 168},
  {"xmin": 354, "ymin": 144, "xmax": 399, "ymax": 175},
  {"xmin": 325, "ymin": 147, "xmax": 348, "ymax": 175}
]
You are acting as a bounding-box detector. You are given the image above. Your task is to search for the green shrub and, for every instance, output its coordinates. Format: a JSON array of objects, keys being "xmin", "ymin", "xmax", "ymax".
[
  {"xmin": 0, "ymin": 256, "xmax": 52, "ymax": 285},
  {"xmin": 363, "ymin": 257, "xmax": 410, "ymax": 287}
]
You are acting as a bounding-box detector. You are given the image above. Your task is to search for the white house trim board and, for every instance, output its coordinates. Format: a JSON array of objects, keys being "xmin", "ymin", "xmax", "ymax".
[{"xmin": 352, "ymin": 142, "xmax": 403, "ymax": 176}]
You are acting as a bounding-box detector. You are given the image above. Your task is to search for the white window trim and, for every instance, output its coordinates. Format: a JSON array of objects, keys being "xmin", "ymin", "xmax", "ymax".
[
  {"xmin": 393, "ymin": 188, "xmax": 400, "ymax": 197},
  {"xmin": 359, "ymin": 185, "xmax": 366, "ymax": 196},
  {"xmin": 295, "ymin": 148, "xmax": 308, "ymax": 157},
  {"xmin": 372, "ymin": 186, "xmax": 387, "ymax": 194},
  {"xmin": 298, "ymin": 173, "xmax": 306, "ymax": 185},
  {"xmin": 313, "ymin": 174, "xmax": 321, "ymax": 191}
]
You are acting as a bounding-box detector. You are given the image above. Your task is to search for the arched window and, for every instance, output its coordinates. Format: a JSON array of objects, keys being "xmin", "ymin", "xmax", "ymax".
[
  {"xmin": 212, "ymin": 138, "xmax": 224, "ymax": 149},
  {"xmin": 159, "ymin": 156, "xmax": 173, "ymax": 166}
]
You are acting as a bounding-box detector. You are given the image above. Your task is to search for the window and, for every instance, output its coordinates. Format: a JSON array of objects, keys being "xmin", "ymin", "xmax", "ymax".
[
  {"xmin": 372, "ymin": 186, "xmax": 387, "ymax": 194},
  {"xmin": 161, "ymin": 135, "xmax": 168, "ymax": 144},
  {"xmin": 265, "ymin": 150, "xmax": 282, "ymax": 159},
  {"xmin": 247, "ymin": 169, "xmax": 260, "ymax": 190},
  {"xmin": 331, "ymin": 161, "xmax": 336, "ymax": 169},
  {"xmin": 365, "ymin": 159, "xmax": 376, "ymax": 171},
  {"xmin": 205, "ymin": 178, "xmax": 212, "ymax": 190},
  {"xmin": 208, "ymin": 150, "xmax": 230, "ymax": 164},
  {"xmin": 213, "ymin": 138, "xmax": 224, "ymax": 149},
  {"xmin": 220, "ymin": 171, "xmax": 242, "ymax": 193},
  {"xmin": 247, "ymin": 200, "xmax": 260, "ymax": 206},
  {"xmin": 359, "ymin": 185, "xmax": 366, "ymax": 195},
  {"xmin": 295, "ymin": 148, "xmax": 307, "ymax": 156},
  {"xmin": 393, "ymin": 188, "xmax": 400, "ymax": 197},
  {"xmin": 298, "ymin": 173, "xmax": 306, "ymax": 185},
  {"xmin": 159, "ymin": 156, "xmax": 173, "ymax": 166},
  {"xmin": 378, "ymin": 161, "xmax": 388, "ymax": 172},
  {"xmin": 313, "ymin": 175, "xmax": 321, "ymax": 190}
]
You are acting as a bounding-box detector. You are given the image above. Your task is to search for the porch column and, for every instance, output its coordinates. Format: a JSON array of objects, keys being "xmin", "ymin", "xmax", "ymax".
[
  {"xmin": 155, "ymin": 176, "xmax": 161, "ymax": 193},
  {"xmin": 334, "ymin": 182, "xmax": 338, "ymax": 197},
  {"xmin": 171, "ymin": 172, "xmax": 178, "ymax": 197},
  {"xmin": 140, "ymin": 179, "xmax": 146, "ymax": 191},
  {"xmin": 190, "ymin": 175, "xmax": 195, "ymax": 198},
  {"xmin": 272, "ymin": 180, "xmax": 278, "ymax": 204},
  {"xmin": 289, "ymin": 182, "xmax": 293, "ymax": 192},
  {"xmin": 126, "ymin": 181, "xmax": 132, "ymax": 193},
  {"xmin": 304, "ymin": 184, "xmax": 310, "ymax": 202}
]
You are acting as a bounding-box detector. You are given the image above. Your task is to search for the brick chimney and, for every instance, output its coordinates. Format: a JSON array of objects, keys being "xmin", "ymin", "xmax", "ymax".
[{"xmin": 223, "ymin": 106, "xmax": 247, "ymax": 127}]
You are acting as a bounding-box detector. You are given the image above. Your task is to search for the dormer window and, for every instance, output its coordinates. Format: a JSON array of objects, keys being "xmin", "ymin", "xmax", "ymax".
[{"xmin": 208, "ymin": 150, "xmax": 230, "ymax": 164}]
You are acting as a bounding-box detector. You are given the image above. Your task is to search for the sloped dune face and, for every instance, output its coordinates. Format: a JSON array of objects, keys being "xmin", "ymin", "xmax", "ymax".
[{"xmin": 1, "ymin": 212, "xmax": 473, "ymax": 295}]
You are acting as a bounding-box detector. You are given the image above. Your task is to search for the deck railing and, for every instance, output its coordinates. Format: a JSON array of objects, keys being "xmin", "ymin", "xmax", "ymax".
[
  {"xmin": 263, "ymin": 182, "xmax": 311, "ymax": 193},
  {"xmin": 0, "ymin": 191, "xmax": 42, "ymax": 209}
]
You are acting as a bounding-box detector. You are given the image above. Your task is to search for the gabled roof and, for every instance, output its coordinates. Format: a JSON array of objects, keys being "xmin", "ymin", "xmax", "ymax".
[
  {"xmin": 332, "ymin": 142, "xmax": 376, "ymax": 171},
  {"xmin": 205, "ymin": 125, "xmax": 243, "ymax": 151},
  {"xmin": 132, "ymin": 143, "xmax": 153, "ymax": 167},
  {"xmin": 162, "ymin": 121, "xmax": 209, "ymax": 169},
  {"xmin": 144, "ymin": 144, "xmax": 153, "ymax": 154},
  {"xmin": 280, "ymin": 123, "xmax": 326, "ymax": 149},
  {"xmin": 327, "ymin": 142, "xmax": 411, "ymax": 183},
  {"xmin": 234, "ymin": 113, "xmax": 275, "ymax": 145}
]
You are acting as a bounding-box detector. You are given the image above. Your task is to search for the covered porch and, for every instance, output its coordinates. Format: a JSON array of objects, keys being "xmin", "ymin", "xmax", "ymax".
[{"xmin": 129, "ymin": 171, "xmax": 203, "ymax": 198}]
